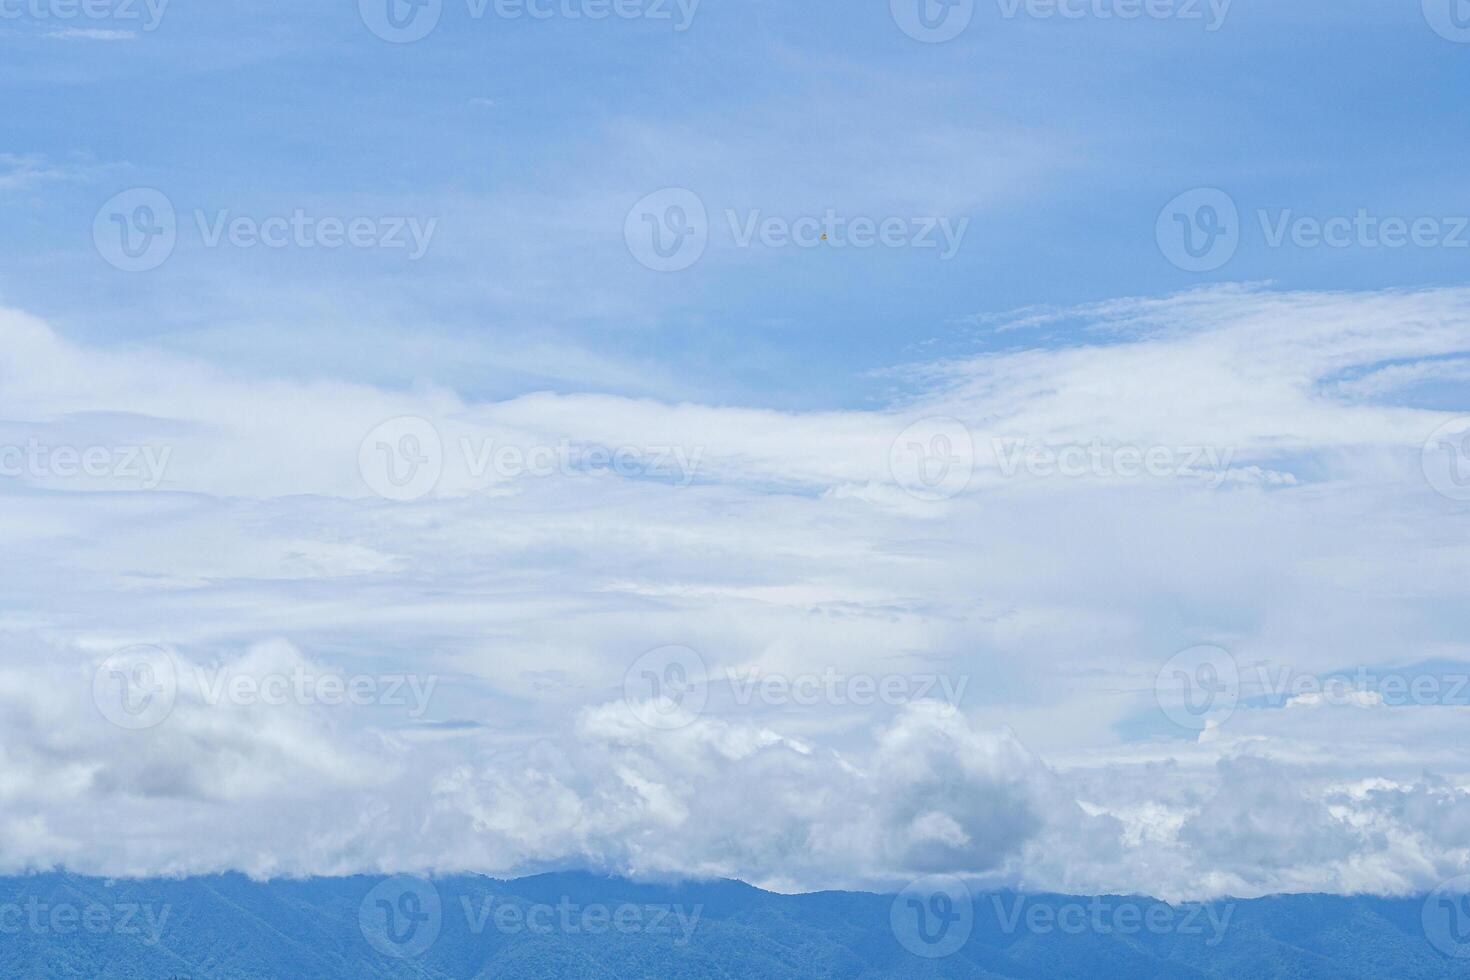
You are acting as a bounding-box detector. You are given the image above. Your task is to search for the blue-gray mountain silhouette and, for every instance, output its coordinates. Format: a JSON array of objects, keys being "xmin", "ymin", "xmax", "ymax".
[{"xmin": 0, "ymin": 871, "xmax": 1457, "ymax": 978}]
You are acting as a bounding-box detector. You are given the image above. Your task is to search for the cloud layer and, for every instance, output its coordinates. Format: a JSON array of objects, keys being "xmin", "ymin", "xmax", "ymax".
[{"xmin": 1, "ymin": 285, "xmax": 1469, "ymax": 899}]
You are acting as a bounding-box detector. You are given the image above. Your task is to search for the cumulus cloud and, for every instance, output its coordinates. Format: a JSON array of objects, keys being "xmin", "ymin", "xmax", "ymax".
[{"xmin": 1, "ymin": 285, "xmax": 1469, "ymax": 898}]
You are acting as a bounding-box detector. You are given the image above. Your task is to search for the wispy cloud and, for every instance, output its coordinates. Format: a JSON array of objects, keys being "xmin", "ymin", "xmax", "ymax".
[
  {"xmin": 0, "ymin": 285, "xmax": 1468, "ymax": 896},
  {"xmin": 44, "ymin": 27, "xmax": 137, "ymax": 41}
]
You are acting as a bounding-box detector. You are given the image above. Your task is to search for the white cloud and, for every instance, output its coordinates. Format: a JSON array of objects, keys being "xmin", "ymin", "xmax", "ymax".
[
  {"xmin": 1, "ymin": 285, "xmax": 1469, "ymax": 897},
  {"xmin": 44, "ymin": 27, "xmax": 137, "ymax": 41}
]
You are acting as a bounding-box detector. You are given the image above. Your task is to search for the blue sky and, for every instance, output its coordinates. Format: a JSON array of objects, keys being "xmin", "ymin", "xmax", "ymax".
[
  {"xmin": 3, "ymin": 0, "xmax": 1469, "ymax": 409},
  {"xmin": 3, "ymin": 0, "xmax": 1470, "ymax": 902}
]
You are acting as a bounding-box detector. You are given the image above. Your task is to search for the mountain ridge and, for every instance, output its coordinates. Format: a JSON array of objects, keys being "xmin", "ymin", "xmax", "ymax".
[{"xmin": 0, "ymin": 870, "xmax": 1460, "ymax": 978}]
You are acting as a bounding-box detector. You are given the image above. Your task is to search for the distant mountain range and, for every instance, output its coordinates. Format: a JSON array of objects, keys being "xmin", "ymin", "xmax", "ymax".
[{"xmin": 0, "ymin": 870, "xmax": 1462, "ymax": 978}]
